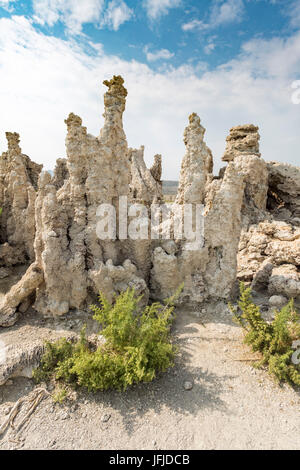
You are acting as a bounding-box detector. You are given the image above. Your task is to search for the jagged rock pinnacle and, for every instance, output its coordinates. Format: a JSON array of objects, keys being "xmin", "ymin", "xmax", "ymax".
[
  {"xmin": 103, "ymin": 75, "xmax": 128, "ymax": 98},
  {"xmin": 5, "ymin": 132, "xmax": 21, "ymax": 154}
]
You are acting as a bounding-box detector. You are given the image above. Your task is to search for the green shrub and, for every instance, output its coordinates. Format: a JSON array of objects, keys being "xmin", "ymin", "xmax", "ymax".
[
  {"xmin": 230, "ymin": 283, "xmax": 300, "ymax": 386},
  {"xmin": 52, "ymin": 386, "xmax": 68, "ymax": 404},
  {"xmin": 33, "ymin": 286, "xmax": 183, "ymax": 392}
]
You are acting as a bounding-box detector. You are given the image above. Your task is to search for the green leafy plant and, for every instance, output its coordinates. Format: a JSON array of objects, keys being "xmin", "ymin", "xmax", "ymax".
[
  {"xmin": 230, "ymin": 283, "xmax": 300, "ymax": 386},
  {"xmin": 52, "ymin": 386, "xmax": 68, "ymax": 404},
  {"xmin": 34, "ymin": 285, "xmax": 183, "ymax": 392}
]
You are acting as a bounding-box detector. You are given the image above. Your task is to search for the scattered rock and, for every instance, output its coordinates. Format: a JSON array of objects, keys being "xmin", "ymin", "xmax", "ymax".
[
  {"xmin": 269, "ymin": 295, "xmax": 288, "ymax": 308},
  {"xmin": 101, "ymin": 413, "xmax": 111, "ymax": 423},
  {"xmin": 184, "ymin": 381, "xmax": 193, "ymax": 391}
]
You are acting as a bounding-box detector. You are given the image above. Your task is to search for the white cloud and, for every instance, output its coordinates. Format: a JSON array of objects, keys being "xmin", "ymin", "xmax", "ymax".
[
  {"xmin": 32, "ymin": 0, "xmax": 132, "ymax": 34},
  {"xmin": 101, "ymin": 0, "xmax": 133, "ymax": 31},
  {"xmin": 211, "ymin": 0, "xmax": 244, "ymax": 27},
  {"xmin": 0, "ymin": 15, "xmax": 299, "ymax": 182},
  {"xmin": 143, "ymin": 0, "xmax": 181, "ymax": 20},
  {"xmin": 182, "ymin": 19, "xmax": 207, "ymax": 32},
  {"xmin": 144, "ymin": 47, "xmax": 174, "ymax": 62},
  {"xmin": 0, "ymin": 0, "xmax": 17, "ymax": 11},
  {"xmin": 288, "ymin": 0, "xmax": 300, "ymax": 28},
  {"xmin": 204, "ymin": 42, "xmax": 216, "ymax": 55},
  {"xmin": 33, "ymin": 0, "xmax": 105, "ymax": 33},
  {"xmin": 182, "ymin": 0, "xmax": 245, "ymax": 32}
]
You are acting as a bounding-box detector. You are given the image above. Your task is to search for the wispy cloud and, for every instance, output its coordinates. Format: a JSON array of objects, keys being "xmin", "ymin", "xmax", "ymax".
[
  {"xmin": 182, "ymin": 0, "xmax": 245, "ymax": 32},
  {"xmin": 0, "ymin": 0, "xmax": 17, "ymax": 11},
  {"xmin": 101, "ymin": 0, "xmax": 133, "ymax": 31},
  {"xmin": 143, "ymin": 0, "xmax": 181, "ymax": 21},
  {"xmin": 204, "ymin": 41, "xmax": 216, "ymax": 55},
  {"xmin": 211, "ymin": 0, "xmax": 244, "ymax": 27},
  {"xmin": 32, "ymin": 0, "xmax": 132, "ymax": 34},
  {"xmin": 0, "ymin": 0, "xmax": 16, "ymax": 4},
  {"xmin": 144, "ymin": 46, "xmax": 174, "ymax": 61},
  {"xmin": 182, "ymin": 19, "xmax": 207, "ymax": 32},
  {"xmin": 287, "ymin": 0, "xmax": 300, "ymax": 28}
]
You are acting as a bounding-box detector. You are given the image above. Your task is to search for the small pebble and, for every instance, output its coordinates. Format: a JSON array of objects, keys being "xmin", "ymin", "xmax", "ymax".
[
  {"xmin": 101, "ymin": 413, "xmax": 111, "ymax": 423},
  {"xmin": 4, "ymin": 406, "xmax": 11, "ymax": 415},
  {"xmin": 184, "ymin": 381, "xmax": 193, "ymax": 391}
]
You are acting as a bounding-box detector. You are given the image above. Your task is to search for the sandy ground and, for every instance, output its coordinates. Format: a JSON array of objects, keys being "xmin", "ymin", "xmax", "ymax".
[{"xmin": 0, "ymin": 302, "xmax": 299, "ymax": 450}]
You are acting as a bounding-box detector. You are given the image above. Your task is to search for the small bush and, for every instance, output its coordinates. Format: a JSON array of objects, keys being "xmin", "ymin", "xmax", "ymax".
[
  {"xmin": 230, "ymin": 283, "xmax": 300, "ymax": 386},
  {"xmin": 52, "ymin": 386, "xmax": 68, "ymax": 404},
  {"xmin": 33, "ymin": 286, "xmax": 183, "ymax": 392}
]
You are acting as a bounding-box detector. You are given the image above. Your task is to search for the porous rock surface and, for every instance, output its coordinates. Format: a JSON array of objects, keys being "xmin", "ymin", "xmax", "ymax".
[
  {"xmin": 151, "ymin": 114, "xmax": 245, "ymax": 306},
  {"xmin": 129, "ymin": 147, "xmax": 163, "ymax": 204},
  {"xmin": 0, "ymin": 133, "xmax": 42, "ymax": 267},
  {"xmin": 0, "ymin": 76, "xmax": 149, "ymax": 325},
  {"xmin": 176, "ymin": 113, "xmax": 213, "ymax": 205},
  {"xmin": 267, "ymin": 161, "xmax": 300, "ymax": 221},
  {"xmin": 230, "ymin": 124, "xmax": 300, "ymax": 302},
  {"xmin": 222, "ymin": 124, "xmax": 261, "ymax": 163},
  {"xmin": 0, "ymin": 76, "xmax": 299, "ymax": 329}
]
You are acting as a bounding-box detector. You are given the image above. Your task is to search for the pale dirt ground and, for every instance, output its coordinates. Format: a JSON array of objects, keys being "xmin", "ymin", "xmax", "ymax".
[{"xmin": 0, "ymin": 300, "xmax": 299, "ymax": 450}]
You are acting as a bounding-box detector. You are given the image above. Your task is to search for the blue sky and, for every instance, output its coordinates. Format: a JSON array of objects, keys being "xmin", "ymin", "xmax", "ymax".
[{"xmin": 0, "ymin": 0, "xmax": 299, "ymax": 178}]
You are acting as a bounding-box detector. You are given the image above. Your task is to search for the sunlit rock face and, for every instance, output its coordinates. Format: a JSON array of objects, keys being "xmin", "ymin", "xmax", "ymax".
[
  {"xmin": 230, "ymin": 126, "xmax": 300, "ymax": 302},
  {"xmin": 0, "ymin": 132, "xmax": 42, "ymax": 267},
  {"xmin": 151, "ymin": 113, "xmax": 245, "ymax": 307},
  {"xmin": 176, "ymin": 113, "xmax": 213, "ymax": 205},
  {"xmin": 1, "ymin": 76, "xmax": 299, "ymax": 327},
  {"xmin": 222, "ymin": 124, "xmax": 261, "ymax": 163}
]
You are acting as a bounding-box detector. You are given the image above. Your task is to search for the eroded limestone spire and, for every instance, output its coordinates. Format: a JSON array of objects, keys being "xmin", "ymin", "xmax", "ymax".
[
  {"xmin": 103, "ymin": 75, "xmax": 128, "ymax": 120},
  {"xmin": 176, "ymin": 113, "xmax": 213, "ymax": 205},
  {"xmin": 150, "ymin": 154, "xmax": 162, "ymax": 184},
  {"xmin": 0, "ymin": 132, "xmax": 42, "ymax": 270},
  {"xmin": 5, "ymin": 132, "xmax": 21, "ymax": 155},
  {"xmin": 103, "ymin": 75, "xmax": 128, "ymax": 98},
  {"xmin": 129, "ymin": 147, "xmax": 163, "ymax": 204}
]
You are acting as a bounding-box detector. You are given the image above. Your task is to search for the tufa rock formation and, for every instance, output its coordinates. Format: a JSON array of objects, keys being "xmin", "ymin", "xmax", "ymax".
[
  {"xmin": 0, "ymin": 75, "xmax": 299, "ymax": 327},
  {"xmin": 230, "ymin": 126, "xmax": 300, "ymax": 302},
  {"xmin": 129, "ymin": 147, "xmax": 163, "ymax": 204},
  {"xmin": 0, "ymin": 75, "xmax": 149, "ymax": 325},
  {"xmin": 222, "ymin": 124, "xmax": 261, "ymax": 163},
  {"xmin": 151, "ymin": 113, "xmax": 245, "ymax": 307},
  {"xmin": 150, "ymin": 154, "xmax": 162, "ymax": 185},
  {"xmin": 0, "ymin": 132, "xmax": 42, "ymax": 267},
  {"xmin": 267, "ymin": 161, "xmax": 300, "ymax": 222},
  {"xmin": 176, "ymin": 113, "xmax": 213, "ymax": 205}
]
